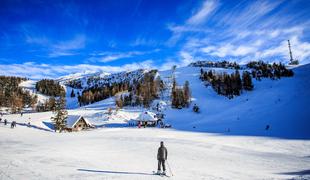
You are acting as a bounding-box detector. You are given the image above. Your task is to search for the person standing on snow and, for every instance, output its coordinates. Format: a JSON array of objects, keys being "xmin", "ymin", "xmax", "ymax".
[{"xmin": 157, "ymin": 141, "xmax": 168, "ymax": 175}]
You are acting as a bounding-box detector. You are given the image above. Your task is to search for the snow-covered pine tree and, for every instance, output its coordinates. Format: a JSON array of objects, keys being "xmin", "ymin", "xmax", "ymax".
[
  {"xmin": 51, "ymin": 96, "xmax": 68, "ymax": 132},
  {"xmin": 242, "ymin": 71, "xmax": 253, "ymax": 91},
  {"xmin": 183, "ymin": 80, "xmax": 191, "ymax": 106},
  {"xmin": 48, "ymin": 96, "xmax": 56, "ymax": 112},
  {"xmin": 70, "ymin": 89, "xmax": 75, "ymax": 97}
]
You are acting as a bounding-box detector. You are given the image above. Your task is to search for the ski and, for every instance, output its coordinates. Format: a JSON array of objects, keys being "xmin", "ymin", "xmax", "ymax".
[{"xmin": 152, "ymin": 171, "xmax": 170, "ymax": 177}]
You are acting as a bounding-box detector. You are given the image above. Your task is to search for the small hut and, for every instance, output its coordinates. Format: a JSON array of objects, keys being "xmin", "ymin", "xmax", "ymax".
[
  {"xmin": 66, "ymin": 115, "xmax": 92, "ymax": 132},
  {"xmin": 131, "ymin": 111, "xmax": 158, "ymax": 127}
]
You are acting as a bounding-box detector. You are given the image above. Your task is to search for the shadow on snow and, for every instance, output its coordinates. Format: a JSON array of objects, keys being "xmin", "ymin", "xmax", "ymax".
[
  {"xmin": 77, "ymin": 169, "xmax": 154, "ymax": 176},
  {"xmin": 278, "ymin": 169, "xmax": 310, "ymax": 176}
]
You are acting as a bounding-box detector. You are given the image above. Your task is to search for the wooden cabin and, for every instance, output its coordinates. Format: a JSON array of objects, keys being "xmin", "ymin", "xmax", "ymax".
[{"xmin": 65, "ymin": 115, "xmax": 92, "ymax": 132}]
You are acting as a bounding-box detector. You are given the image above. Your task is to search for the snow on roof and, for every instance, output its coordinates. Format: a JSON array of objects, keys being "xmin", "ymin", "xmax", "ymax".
[
  {"xmin": 136, "ymin": 111, "xmax": 158, "ymax": 122},
  {"xmin": 66, "ymin": 115, "xmax": 91, "ymax": 128}
]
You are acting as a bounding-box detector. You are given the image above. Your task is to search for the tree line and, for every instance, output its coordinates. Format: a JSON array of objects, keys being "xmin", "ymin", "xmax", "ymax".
[
  {"xmin": 247, "ymin": 61, "xmax": 294, "ymax": 80},
  {"xmin": 200, "ymin": 69, "xmax": 253, "ymax": 99},
  {"xmin": 190, "ymin": 60, "xmax": 240, "ymax": 69},
  {"xmin": 35, "ymin": 79, "xmax": 66, "ymax": 97},
  {"xmin": 0, "ymin": 76, "xmax": 37, "ymax": 113}
]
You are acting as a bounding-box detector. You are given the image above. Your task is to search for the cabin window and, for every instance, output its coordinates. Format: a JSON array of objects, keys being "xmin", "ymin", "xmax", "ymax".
[
  {"xmin": 79, "ymin": 124, "xmax": 81, "ymax": 127},
  {"xmin": 74, "ymin": 125, "xmax": 76, "ymax": 128}
]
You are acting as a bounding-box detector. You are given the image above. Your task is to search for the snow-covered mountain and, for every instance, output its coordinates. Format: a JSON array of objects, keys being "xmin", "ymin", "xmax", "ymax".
[
  {"xmin": 13, "ymin": 63, "xmax": 310, "ymax": 138},
  {"xmin": 0, "ymin": 65, "xmax": 310, "ymax": 179},
  {"xmin": 58, "ymin": 69, "xmax": 149, "ymax": 90},
  {"xmin": 1, "ymin": 63, "xmax": 310, "ymax": 179}
]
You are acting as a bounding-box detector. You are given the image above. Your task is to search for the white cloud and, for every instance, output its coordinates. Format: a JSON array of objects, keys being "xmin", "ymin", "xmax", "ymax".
[
  {"xmin": 25, "ymin": 33, "xmax": 86, "ymax": 58},
  {"xmin": 187, "ymin": 0, "xmax": 218, "ymax": 25},
  {"xmin": 88, "ymin": 49, "xmax": 160, "ymax": 63},
  {"xmin": 49, "ymin": 35, "xmax": 86, "ymax": 57},
  {"xmin": 0, "ymin": 60, "xmax": 157, "ymax": 79},
  {"xmin": 201, "ymin": 43, "xmax": 257, "ymax": 57},
  {"xmin": 99, "ymin": 51, "xmax": 144, "ymax": 63},
  {"xmin": 261, "ymin": 36, "xmax": 310, "ymax": 62},
  {"xmin": 167, "ymin": 0, "xmax": 310, "ymax": 64},
  {"xmin": 167, "ymin": 0, "xmax": 217, "ymax": 45}
]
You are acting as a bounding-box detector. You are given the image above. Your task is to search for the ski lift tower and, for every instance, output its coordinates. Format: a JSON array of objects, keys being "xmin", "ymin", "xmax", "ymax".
[{"xmin": 288, "ymin": 40, "xmax": 299, "ymax": 65}]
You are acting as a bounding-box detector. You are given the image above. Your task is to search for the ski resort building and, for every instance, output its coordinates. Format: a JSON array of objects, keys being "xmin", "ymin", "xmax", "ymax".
[
  {"xmin": 131, "ymin": 111, "xmax": 159, "ymax": 127},
  {"xmin": 65, "ymin": 115, "xmax": 93, "ymax": 132}
]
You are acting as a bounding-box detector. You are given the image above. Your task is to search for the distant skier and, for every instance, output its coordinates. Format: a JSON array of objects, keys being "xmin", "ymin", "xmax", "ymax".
[
  {"xmin": 11, "ymin": 121, "xmax": 16, "ymax": 128},
  {"xmin": 138, "ymin": 122, "xmax": 141, "ymax": 128},
  {"xmin": 157, "ymin": 141, "xmax": 168, "ymax": 175},
  {"xmin": 4, "ymin": 119, "xmax": 7, "ymax": 125}
]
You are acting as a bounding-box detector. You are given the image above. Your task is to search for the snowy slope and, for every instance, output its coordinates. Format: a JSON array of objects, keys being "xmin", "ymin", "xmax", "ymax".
[
  {"xmin": 12, "ymin": 64, "xmax": 310, "ymax": 139},
  {"xmin": 0, "ymin": 64, "xmax": 309, "ymax": 179},
  {"xmin": 160, "ymin": 64, "xmax": 310, "ymax": 139}
]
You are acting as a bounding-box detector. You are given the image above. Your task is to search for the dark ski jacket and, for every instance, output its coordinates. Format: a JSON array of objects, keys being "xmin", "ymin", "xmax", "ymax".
[{"xmin": 157, "ymin": 145, "xmax": 168, "ymax": 160}]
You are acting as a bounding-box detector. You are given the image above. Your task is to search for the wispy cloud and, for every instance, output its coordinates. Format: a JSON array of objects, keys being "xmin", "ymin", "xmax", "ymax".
[
  {"xmin": 131, "ymin": 37, "xmax": 159, "ymax": 47},
  {"xmin": 25, "ymin": 33, "xmax": 86, "ymax": 58},
  {"xmin": 167, "ymin": 0, "xmax": 310, "ymax": 64},
  {"xmin": 187, "ymin": 0, "xmax": 218, "ymax": 25},
  {"xmin": 49, "ymin": 35, "xmax": 86, "ymax": 57},
  {"xmin": 0, "ymin": 60, "xmax": 157, "ymax": 79},
  {"xmin": 88, "ymin": 49, "xmax": 160, "ymax": 63}
]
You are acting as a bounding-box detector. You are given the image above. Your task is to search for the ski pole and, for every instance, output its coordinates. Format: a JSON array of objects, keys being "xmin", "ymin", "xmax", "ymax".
[{"xmin": 166, "ymin": 160, "xmax": 174, "ymax": 176}]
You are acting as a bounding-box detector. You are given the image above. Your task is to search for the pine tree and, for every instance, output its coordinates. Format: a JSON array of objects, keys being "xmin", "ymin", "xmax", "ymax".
[
  {"xmin": 70, "ymin": 89, "xmax": 75, "ymax": 97},
  {"xmin": 183, "ymin": 81, "xmax": 191, "ymax": 106},
  {"xmin": 242, "ymin": 71, "xmax": 253, "ymax": 90},
  {"xmin": 51, "ymin": 96, "xmax": 68, "ymax": 132},
  {"xmin": 48, "ymin": 96, "xmax": 56, "ymax": 112}
]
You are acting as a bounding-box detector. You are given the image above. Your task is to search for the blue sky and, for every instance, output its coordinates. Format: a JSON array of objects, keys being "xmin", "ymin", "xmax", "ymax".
[{"xmin": 0, "ymin": 0, "xmax": 310, "ymax": 79}]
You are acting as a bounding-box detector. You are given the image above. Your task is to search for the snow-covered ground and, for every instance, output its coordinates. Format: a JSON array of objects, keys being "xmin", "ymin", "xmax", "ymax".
[
  {"xmin": 0, "ymin": 64, "xmax": 309, "ymax": 179},
  {"xmin": 160, "ymin": 65, "xmax": 310, "ymax": 139},
  {"xmin": 0, "ymin": 125, "xmax": 309, "ymax": 179}
]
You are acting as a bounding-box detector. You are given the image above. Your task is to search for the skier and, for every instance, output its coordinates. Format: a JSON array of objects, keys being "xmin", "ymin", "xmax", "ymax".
[
  {"xmin": 4, "ymin": 119, "xmax": 7, "ymax": 125},
  {"xmin": 138, "ymin": 122, "xmax": 141, "ymax": 128},
  {"xmin": 12, "ymin": 121, "xmax": 17, "ymax": 128},
  {"xmin": 157, "ymin": 141, "xmax": 168, "ymax": 175},
  {"xmin": 144, "ymin": 122, "xmax": 147, "ymax": 128}
]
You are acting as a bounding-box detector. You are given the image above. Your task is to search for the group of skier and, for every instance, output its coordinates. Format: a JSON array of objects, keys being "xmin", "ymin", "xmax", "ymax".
[{"xmin": 0, "ymin": 117, "xmax": 17, "ymax": 128}]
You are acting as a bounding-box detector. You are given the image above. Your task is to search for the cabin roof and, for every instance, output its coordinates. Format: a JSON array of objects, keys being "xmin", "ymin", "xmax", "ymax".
[
  {"xmin": 66, "ymin": 115, "xmax": 91, "ymax": 128},
  {"xmin": 135, "ymin": 111, "xmax": 158, "ymax": 122}
]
